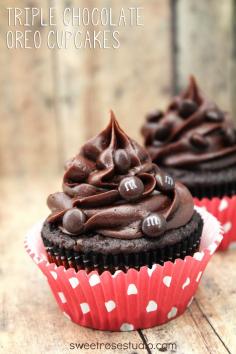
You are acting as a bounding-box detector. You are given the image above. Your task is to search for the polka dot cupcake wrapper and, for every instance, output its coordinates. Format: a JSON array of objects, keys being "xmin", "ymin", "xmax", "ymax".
[
  {"xmin": 25, "ymin": 207, "xmax": 223, "ymax": 331},
  {"xmin": 194, "ymin": 195, "xmax": 236, "ymax": 251}
]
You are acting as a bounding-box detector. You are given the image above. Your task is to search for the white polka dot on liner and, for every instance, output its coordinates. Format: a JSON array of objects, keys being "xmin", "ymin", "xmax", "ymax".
[
  {"xmin": 80, "ymin": 302, "xmax": 90, "ymax": 314},
  {"xmin": 50, "ymin": 271, "xmax": 57, "ymax": 280},
  {"xmin": 58, "ymin": 292, "xmax": 66, "ymax": 304},
  {"xmin": 120, "ymin": 323, "xmax": 134, "ymax": 331},
  {"xmin": 127, "ymin": 284, "xmax": 138, "ymax": 295},
  {"xmin": 105, "ymin": 300, "xmax": 116, "ymax": 312},
  {"xmin": 69, "ymin": 277, "xmax": 79, "ymax": 289},
  {"xmin": 89, "ymin": 274, "xmax": 101, "ymax": 287},
  {"xmin": 196, "ymin": 271, "xmax": 203, "ymax": 282},
  {"xmin": 167, "ymin": 307, "xmax": 178, "ymax": 319},
  {"xmin": 182, "ymin": 277, "xmax": 190, "ymax": 289},
  {"xmin": 163, "ymin": 276, "xmax": 172, "ymax": 287},
  {"xmin": 218, "ymin": 199, "xmax": 228, "ymax": 212},
  {"xmin": 222, "ymin": 222, "xmax": 232, "ymax": 234},
  {"xmin": 146, "ymin": 300, "xmax": 158, "ymax": 313}
]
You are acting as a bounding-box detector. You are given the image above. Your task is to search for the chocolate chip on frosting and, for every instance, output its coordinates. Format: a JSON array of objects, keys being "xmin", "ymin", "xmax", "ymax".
[
  {"xmin": 223, "ymin": 127, "xmax": 236, "ymax": 145},
  {"xmin": 114, "ymin": 149, "xmax": 131, "ymax": 174},
  {"xmin": 178, "ymin": 99, "xmax": 198, "ymax": 118},
  {"xmin": 205, "ymin": 110, "xmax": 224, "ymax": 122},
  {"xmin": 146, "ymin": 109, "xmax": 163, "ymax": 123},
  {"xmin": 154, "ymin": 124, "xmax": 171, "ymax": 141},
  {"xmin": 190, "ymin": 133, "xmax": 209, "ymax": 150},
  {"xmin": 118, "ymin": 176, "xmax": 144, "ymax": 201},
  {"xmin": 62, "ymin": 208, "xmax": 86, "ymax": 234},
  {"xmin": 155, "ymin": 172, "xmax": 175, "ymax": 192},
  {"xmin": 47, "ymin": 192, "xmax": 73, "ymax": 212},
  {"xmin": 142, "ymin": 213, "xmax": 167, "ymax": 237}
]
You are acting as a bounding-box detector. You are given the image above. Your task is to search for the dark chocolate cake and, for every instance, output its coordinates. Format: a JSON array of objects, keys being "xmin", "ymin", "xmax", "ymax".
[{"xmin": 42, "ymin": 112, "xmax": 203, "ymax": 273}]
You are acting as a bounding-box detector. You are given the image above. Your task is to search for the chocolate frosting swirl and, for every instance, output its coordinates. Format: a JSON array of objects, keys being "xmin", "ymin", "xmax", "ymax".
[
  {"xmin": 47, "ymin": 112, "xmax": 193, "ymax": 239},
  {"xmin": 142, "ymin": 76, "xmax": 236, "ymax": 171}
]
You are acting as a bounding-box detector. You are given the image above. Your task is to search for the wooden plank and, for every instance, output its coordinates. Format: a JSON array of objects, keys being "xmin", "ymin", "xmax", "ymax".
[
  {"xmin": 53, "ymin": 0, "xmax": 172, "ymax": 163},
  {"xmin": 0, "ymin": 1, "xmax": 60, "ymax": 177},
  {"xmin": 195, "ymin": 250, "xmax": 236, "ymax": 352},
  {"xmin": 177, "ymin": 0, "xmax": 233, "ymax": 114}
]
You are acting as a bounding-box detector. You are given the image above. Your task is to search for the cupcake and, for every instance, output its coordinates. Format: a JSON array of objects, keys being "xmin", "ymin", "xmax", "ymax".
[
  {"xmin": 42, "ymin": 112, "xmax": 203, "ymax": 273},
  {"xmin": 141, "ymin": 76, "xmax": 236, "ymax": 249},
  {"xmin": 26, "ymin": 112, "xmax": 222, "ymax": 331}
]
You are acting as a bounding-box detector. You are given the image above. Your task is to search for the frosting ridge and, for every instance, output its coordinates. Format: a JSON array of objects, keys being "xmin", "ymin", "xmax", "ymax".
[{"xmin": 47, "ymin": 111, "xmax": 194, "ymax": 239}]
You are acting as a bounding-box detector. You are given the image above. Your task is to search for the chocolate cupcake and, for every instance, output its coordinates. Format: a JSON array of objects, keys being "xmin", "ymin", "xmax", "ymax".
[
  {"xmin": 42, "ymin": 112, "xmax": 203, "ymax": 273},
  {"xmin": 141, "ymin": 76, "xmax": 236, "ymax": 199}
]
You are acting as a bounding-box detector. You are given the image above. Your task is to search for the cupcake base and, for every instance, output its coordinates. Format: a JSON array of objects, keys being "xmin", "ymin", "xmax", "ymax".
[
  {"xmin": 25, "ymin": 207, "xmax": 223, "ymax": 331},
  {"xmin": 41, "ymin": 211, "xmax": 203, "ymax": 273}
]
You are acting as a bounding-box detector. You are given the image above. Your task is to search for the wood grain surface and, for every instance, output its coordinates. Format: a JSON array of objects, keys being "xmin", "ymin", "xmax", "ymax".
[
  {"xmin": 177, "ymin": 0, "xmax": 235, "ymax": 115},
  {"xmin": 0, "ymin": 176, "xmax": 235, "ymax": 354}
]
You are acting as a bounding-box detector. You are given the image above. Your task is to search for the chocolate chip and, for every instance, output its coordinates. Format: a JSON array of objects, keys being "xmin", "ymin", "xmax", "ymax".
[
  {"xmin": 178, "ymin": 99, "xmax": 198, "ymax": 118},
  {"xmin": 96, "ymin": 150, "xmax": 112, "ymax": 170},
  {"xmin": 205, "ymin": 110, "xmax": 224, "ymax": 122},
  {"xmin": 190, "ymin": 133, "xmax": 209, "ymax": 150},
  {"xmin": 146, "ymin": 110, "xmax": 163, "ymax": 123},
  {"xmin": 62, "ymin": 208, "xmax": 86, "ymax": 234},
  {"xmin": 47, "ymin": 192, "xmax": 73, "ymax": 212},
  {"xmin": 82, "ymin": 143, "xmax": 101, "ymax": 161},
  {"xmin": 114, "ymin": 149, "xmax": 131, "ymax": 173},
  {"xmin": 142, "ymin": 213, "xmax": 167, "ymax": 237},
  {"xmin": 118, "ymin": 176, "xmax": 144, "ymax": 201},
  {"xmin": 153, "ymin": 140, "xmax": 163, "ymax": 147},
  {"xmin": 155, "ymin": 172, "xmax": 175, "ymax": 192},
  {"xmin": 154, "ymin": 124, "xmax": 170, "ymax": 141},
  {"xmin": 223, "ymin": 127, "xmax": 236, "ymax": 145}
]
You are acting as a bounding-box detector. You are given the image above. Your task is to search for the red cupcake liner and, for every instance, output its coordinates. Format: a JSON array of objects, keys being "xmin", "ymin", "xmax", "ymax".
[
  {"xmin": 25, "ymin": 207, "xmax": 222, "ymax": 331},
  {"xmin": 194, "ymin": 195, "xmax": 236, "ymax": 251}
]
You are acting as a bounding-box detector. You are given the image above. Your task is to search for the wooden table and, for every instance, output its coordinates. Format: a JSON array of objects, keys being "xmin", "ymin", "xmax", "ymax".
[{"xmin": 0, "ymin": 176, "xmax": 235, "ymax": 354}]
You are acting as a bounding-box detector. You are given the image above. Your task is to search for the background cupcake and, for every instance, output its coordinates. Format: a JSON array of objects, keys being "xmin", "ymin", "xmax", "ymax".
[
  {"xmin": 141, "ymin": 76, "xmax": 236, "ymax": 250},
  {"xmin": 42, "ymin": 112, "xmax": 203, "ymax": 273}
]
